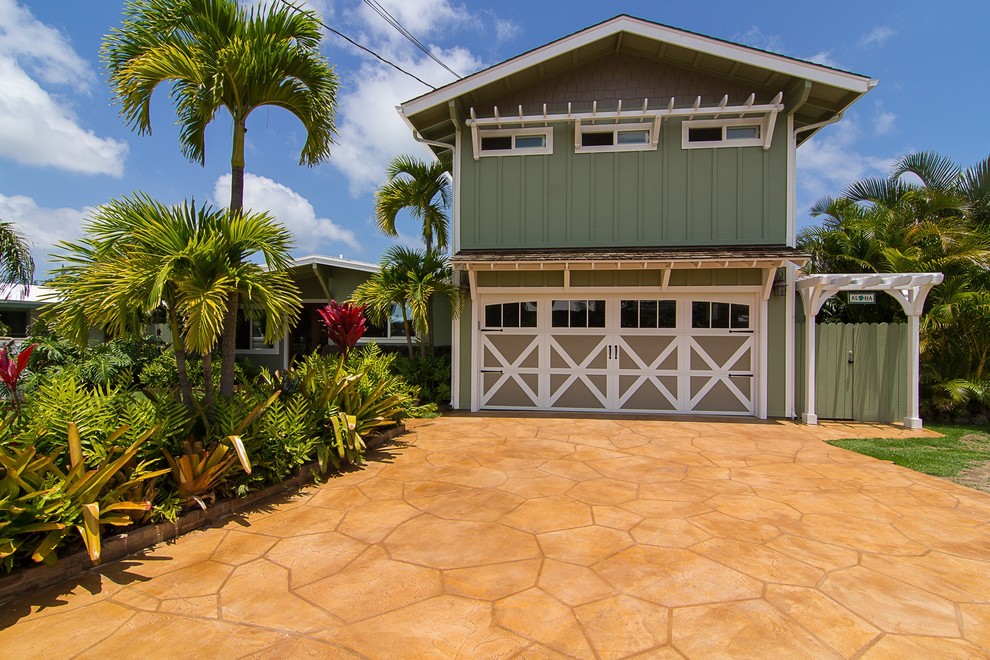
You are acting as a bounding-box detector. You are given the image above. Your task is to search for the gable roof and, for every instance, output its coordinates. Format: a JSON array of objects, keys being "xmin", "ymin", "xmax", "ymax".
[{"xmin": 400, "ymin": 15, "xmax": 875, "ymax": 145}]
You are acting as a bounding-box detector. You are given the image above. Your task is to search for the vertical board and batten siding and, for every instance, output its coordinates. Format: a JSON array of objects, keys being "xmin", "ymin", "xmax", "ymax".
[
  {"xmin": 796, "ymin": 322, "xmax": 908, "ymax": 423},
  {"xmin": 459, "ymin": 117, "xmax": 788, "ymax": 250}
]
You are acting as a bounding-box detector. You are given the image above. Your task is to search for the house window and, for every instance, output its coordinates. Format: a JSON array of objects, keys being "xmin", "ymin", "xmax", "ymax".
[
  {"xmin": 478, "ymin": 127, "xmax": 553, "ymax": 156},
  {"xmin": 620, "ymin": 300, "xmax": 676, "ymax": 329},
  {"xmin": 692, "ymin": 302, "xmax": 750, "ymax": 329},
  {"xmin": 235, "ymin": 314, "xmax": 276, "ymax": 353},
  {"xmin": 576, "ymin": 123, "xmax": 656, "ymax": 153},
  {"xmin": 484, "ymin": 301, "xmax": 537, "ymax": 328},
  {"xmin": 552, "ymin": 300, "xmax": 606, "ymax": 328},
  {"xmin": 364, "ymin": 303, "xmax": 414, "ymax": 339},
  {"xmin": 682, "ymin": 118, "xmax": 764, "ymax": 149}
]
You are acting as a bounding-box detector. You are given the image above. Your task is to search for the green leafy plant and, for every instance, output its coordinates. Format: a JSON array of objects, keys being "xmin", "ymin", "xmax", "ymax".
[{"xmin": 0, "ymin": 421, "xmax": 167, "ymax": 569}]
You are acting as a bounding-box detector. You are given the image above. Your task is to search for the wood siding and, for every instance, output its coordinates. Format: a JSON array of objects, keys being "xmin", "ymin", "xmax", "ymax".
[{"xmin": 460, "ymin": 116, "xmax": 788, "ymax": 249}]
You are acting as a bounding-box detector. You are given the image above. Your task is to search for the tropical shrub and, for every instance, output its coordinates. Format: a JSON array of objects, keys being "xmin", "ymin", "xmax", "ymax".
[{"xmin": 318, "ymin": 300, "xmax": 367, "ymax": 356}]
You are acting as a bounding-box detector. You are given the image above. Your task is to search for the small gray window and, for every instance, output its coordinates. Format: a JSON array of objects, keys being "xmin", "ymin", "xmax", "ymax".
[
  {"xmin": 514, "ymin": 135, "xmax": 547, "ymax": 149},
  {"xmin": 726, "ymin": 125, "xmax": 760, "ymax": 140}
]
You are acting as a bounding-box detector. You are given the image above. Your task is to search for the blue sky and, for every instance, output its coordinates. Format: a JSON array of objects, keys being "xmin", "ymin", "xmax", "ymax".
[{"xmin": 1, "ymin": 0, "xmax": 988, "ymax": 278}]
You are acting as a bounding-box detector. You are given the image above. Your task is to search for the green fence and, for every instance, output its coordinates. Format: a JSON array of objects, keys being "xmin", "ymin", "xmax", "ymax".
[{"xmin": 811, "ymin": 322, "xmax": 908, "ymax": 423}]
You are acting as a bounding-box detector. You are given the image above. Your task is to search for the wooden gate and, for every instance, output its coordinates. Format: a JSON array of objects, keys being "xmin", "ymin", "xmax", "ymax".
[{"xmin": 813, "ymin": 323, "xmax": 907, "ymax": 423}]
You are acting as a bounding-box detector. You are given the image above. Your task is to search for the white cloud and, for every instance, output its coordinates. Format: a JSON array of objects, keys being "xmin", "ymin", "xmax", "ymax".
[
  {"xmin": 0, "ymin": 0, "xmax": 94, "ymax": 92},
  {"xmin": 807, "ymin": 51, "xmax": 840, "ymax": 68},
  {"xmin": 0, "ymin": 193, "xmax": 92, "ymax": 276},
  {"xmin": 872, "ymin": 102, "xmax": 896, "ymax": 135},
  {"xmin": 797, "ymin": 116, "xmax": 897, "ymax": 207},
  {"xmin": 0, "ymin": 56, "xmax": 129, "ymax": 176},
  {"xmin": 732, "ymin": 26, "xmax": 785, "ymax": 53},
  {"xmin": 859, "ymin": 26, "xmax": 895, "ymax": 48},
  {"xmin": 330, "ymin": 45, "xmax": 480, "ymax": 195},
  {"xmin": 0, "ymin": 2, "xmax": 127, "ymax": 176},
  {"xmin": 354, "ymin": 0, "xmax": 469, "ymax": 45},
  {"xmin": 213, "ymin": 172, "xmax": 361, "ymax": 252},
  {"xmin": 494, "ymin": 18, "xmax": 519, "ymax": 43}
]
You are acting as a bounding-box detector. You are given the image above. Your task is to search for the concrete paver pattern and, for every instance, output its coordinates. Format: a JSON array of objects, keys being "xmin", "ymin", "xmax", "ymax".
[{"xmin": 2, "ymin": 415, "xmax": 990, "ymax": 658}]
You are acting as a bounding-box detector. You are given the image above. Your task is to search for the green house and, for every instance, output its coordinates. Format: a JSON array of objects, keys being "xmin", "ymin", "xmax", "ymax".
[{"xmin": 397, "ymin": 15, "xmax": 939, "ymax": 423}]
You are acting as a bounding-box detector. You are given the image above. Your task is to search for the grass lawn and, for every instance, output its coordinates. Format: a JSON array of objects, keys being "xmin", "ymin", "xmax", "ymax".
[{"xmin": 830, "ymin": 424, "xmax": 990, "ymax": 491}]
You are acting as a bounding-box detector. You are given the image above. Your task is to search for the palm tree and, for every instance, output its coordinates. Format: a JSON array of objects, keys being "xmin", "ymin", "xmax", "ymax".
[
  {"xmin": 102, "ymin": 0, "xmax": 338, "ymax": 396},
  {"xmin": 375, "ymin": 152, "xmax": 452, "ymax": 254},
  {"xmin": 352, "ymin": 247, "xmax": 461, "ymax": 359},
  {"xmin": 49, "ymin": 194, "xmax": 301, "ymax": 408},
  {"xmin": 0, "ymin": 219, "xmax": 34, "ymax": 290}
]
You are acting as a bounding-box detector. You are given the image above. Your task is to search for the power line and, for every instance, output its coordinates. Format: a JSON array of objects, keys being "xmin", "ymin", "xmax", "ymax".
[
  {"xmin": 361, "ymin": 0, "xmax": 461, "ymax": 78},
  {"xmin": 278, "ymin": 0, "xmax": 437, "ymax": 90}
]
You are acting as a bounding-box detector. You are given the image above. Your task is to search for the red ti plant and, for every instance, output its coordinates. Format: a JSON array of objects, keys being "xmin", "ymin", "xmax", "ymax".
[
  {"xmin": 318, "ymin": 301, "xmax": 367, "ymax": 357},
  {"xmin": 0, "ymin": 342, "xmax": 36, "ymax": 413}
]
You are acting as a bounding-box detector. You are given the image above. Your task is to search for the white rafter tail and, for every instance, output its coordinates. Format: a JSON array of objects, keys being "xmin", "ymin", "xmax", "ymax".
[
  {"xmin": 667, "ymin": 97, "xmax": 675, "ymax": 111},
  {"xmin": 690, "ymin": 95, "xmax": 701, "ymax": 119},
  {"xmin": 592, "ymin": 100, "xmax": 598, "ymax": 116},
  {"xmin": 567, "ymin": 102, "xmax": 572, "ymax": 118},
  {"xmin": 771, "ymin": 91, "xmax": 784, "ymax": 107},
  {"xmin": 616, "ymin": 99, "xmax": 622, "ymax": 115},
  {"xmin": 469, "ymin": 107, "xmax": 480, "ymax": 161},
  {"xmin": 739, "ymin": 92, "xmax": 755, "ymax": 117},
  {"xmin": 713, "ymin": 94, "xmax": 729, "ymax": 119},
  {"xmin": 494, "ymin": 105, "xmax": 501, "ymax": 129},
  {"xmin": 543, "ymin": 103, "xmax": 548, "ymax": 126},
  {"xmin": 642, "ymin": 98, "xmax": 649, "ymax": 113}
]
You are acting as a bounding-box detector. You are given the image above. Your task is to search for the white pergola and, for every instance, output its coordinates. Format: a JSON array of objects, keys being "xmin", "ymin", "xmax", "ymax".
[{"xmin": 796, "ymin": 272, "xmax": 944, "ymax": 429}]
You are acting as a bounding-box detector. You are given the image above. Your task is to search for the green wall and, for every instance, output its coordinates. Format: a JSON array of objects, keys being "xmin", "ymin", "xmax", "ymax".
[{"xmin": 459, "ymin": 117, "xmax": 788, "ymax": 250}]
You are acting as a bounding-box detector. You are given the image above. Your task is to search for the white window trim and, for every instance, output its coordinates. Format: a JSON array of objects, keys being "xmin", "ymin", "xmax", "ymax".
[
  {"xmin": 477, "ymin": 127, "xmax": 553, "ymax": 158},
  {"xmin": 235, "ymin": 318, "xmax": 279, "ymax": 355},
  {"xmin": 681, "ymin": 117, "xmax": 766, "ymax": 150},
  {"xmin": 575, "ymin": 121, "xmax": 659, "ymax": 153}
]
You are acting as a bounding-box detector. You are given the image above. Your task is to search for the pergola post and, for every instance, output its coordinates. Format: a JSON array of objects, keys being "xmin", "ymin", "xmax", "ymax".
[
  {"xmin": 904, "ymin": 312, "xmax": 922, "ymax": 429},
  {"xmin": 802, "ymin": 309, "xmax": 818, "ymax": 425}
]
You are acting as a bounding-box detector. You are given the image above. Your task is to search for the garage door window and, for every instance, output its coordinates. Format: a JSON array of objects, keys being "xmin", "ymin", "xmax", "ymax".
[
  {"xmin": 552, "ymin": 300, "xmax": 606, "ymax": 328},
  {"xmin": 484, "ymin": 301, "xmax": 537, "ymax": 328},
  {"xmin": 620, "ymin": 300, "xmax": 676, "ymax": 328},
  {"xmin": 692, "ymin": 301, "xmax": 750, "ymax": 329}
]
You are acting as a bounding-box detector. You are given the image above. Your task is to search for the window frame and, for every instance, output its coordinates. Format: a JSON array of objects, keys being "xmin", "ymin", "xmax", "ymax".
[
  {"xmin": 575, "ymin": 122, "xmax": 658, "ymax": 154},
  {"xmin": 681, "ymin": 117, "xmax": 765, "ymax": 150},
  {"xmin": 477, "ymin": 127, "xmax": 553, "ymax": 157}
]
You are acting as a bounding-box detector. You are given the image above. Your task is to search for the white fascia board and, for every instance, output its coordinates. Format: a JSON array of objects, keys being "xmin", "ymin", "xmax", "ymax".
[
  {"xmin": 290, "ymin": 255, "xmax": 379, "ymax": 273},
  {"xmin": 400, "ymin": 16, "xmax": 874, "ymax": 119}
]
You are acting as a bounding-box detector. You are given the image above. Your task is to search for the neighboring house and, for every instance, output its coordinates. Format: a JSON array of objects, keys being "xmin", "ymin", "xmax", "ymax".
[
  {"xmin": 0, "ymin": 284, "xmax": 55, "ymax": 340},
  {"xmin": 398, "ymin": 15, "xmax": 935, "ymax": 423},
  {"xmin": 236, "ymin": 254, "xmax": 452, "ymax": 371}
]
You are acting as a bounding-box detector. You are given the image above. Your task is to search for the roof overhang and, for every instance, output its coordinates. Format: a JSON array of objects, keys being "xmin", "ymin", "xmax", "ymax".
[
  {"xmin": 289, "ymin": 255, "xmax": 379, "ymax": 274},
  {"xmin": 400, "ymin": 15, "xmax": 876, "ymax": 148},
  {"xmin": 453, "ymin": 246, "xmax": 808, "ymax": 272}
]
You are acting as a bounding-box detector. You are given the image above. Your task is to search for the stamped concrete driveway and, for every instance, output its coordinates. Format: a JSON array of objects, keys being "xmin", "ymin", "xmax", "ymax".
[{"xmin": 3, "ymin": 414, "xmax": 990, "ymax": 658}]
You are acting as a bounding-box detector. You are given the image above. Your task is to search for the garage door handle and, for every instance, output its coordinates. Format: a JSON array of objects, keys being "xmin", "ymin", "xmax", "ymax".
[
  {"xmin": 480, "ymin": 369, "xmax": 503, "ymax": 374},
  {"xmin": 728, "ymin": 373, "xmax": 753, "ymax": 378},
  {"xmin": 480, "ymin": 328, "xmax": 503, "ymax": 333},
  {"xmin": 729, "ymin": 330, "xmax": 754, "ymax": 334}
]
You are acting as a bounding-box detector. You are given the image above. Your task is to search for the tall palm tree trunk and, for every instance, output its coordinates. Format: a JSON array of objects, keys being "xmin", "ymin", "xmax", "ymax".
[
  {"xmin": 202, "ymin": 351, "xmax": 215, "ymax": 409},
  {"xmin": 169, "ymin": 310, "xmax": 194, "ymax": 409},
  {"xmin": 401, "ymin": 305, "xmax": 413, "ymax": 358},
  {"xmin": 220, "ymin": 119, "xmax": 246, "ymax": 397}
]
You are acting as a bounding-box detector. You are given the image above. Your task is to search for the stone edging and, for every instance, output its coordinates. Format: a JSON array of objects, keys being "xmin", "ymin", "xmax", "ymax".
[{"xmin": 0, "ymin": 423, "xmax": 407, "ymax": 604}]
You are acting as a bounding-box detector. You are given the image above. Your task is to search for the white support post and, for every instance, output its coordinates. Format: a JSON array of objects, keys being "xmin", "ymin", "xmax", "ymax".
[
  {"xmin": 802, "ymin": 310, "xmax": 818, "ymax": 425},
  {"xmin": 904, "ymin": 312, "xmax": 922, "ymax": 429}
]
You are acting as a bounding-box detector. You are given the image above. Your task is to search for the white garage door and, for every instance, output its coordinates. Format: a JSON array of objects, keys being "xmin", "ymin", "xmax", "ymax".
[{"xmin": 478, "ymin": 293, "xmax": 758, "ymax": 415}]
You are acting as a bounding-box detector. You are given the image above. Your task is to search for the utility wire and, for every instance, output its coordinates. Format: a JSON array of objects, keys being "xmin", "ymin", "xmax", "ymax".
[
  {"xmin": 361, "ymin": 0, "xmax": 461, "ymax": 78},
  {"xmin": 278, "ymin": 0, "xmax": 437, "ymax": 90}
]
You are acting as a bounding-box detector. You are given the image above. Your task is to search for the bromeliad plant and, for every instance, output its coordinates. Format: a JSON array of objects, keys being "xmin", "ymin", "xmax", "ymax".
[
  {"xmin": 0, "ymin": 343, "xmax": 36, "ymax": 413},
  {"xmin": 0, "ymin": 421, "xmax": 167, "ymax": 569},
  {"xmin": 318, "ymin": 300, "xmax": 367, "ymax": 357}
]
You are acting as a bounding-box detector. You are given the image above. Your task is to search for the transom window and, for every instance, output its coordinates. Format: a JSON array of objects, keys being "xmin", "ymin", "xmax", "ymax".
[
  {"xmin": 478, "ymin": 127, "xmax": 553, "ymax": 156},
  {"xmin": 576, "ymin": 122, "xmax": 656, "ymax": 153},
  {"xmin": 682, "ymin": 118, "xmax": 764, "ymax": 149},
  {"xmin": 552, "ymin": 300, "xmax": 606, "ymax": 328},
  {"xmin": 484, "ymin": 301, "xmax": 537, "ymax": 328},
  {"xmin": 692, "ymin": 302, "xmax": 750, "ymax": 329},
  {"xmin": 620, "ymin": 300, "xmax": 676, "ymax": 329}
]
